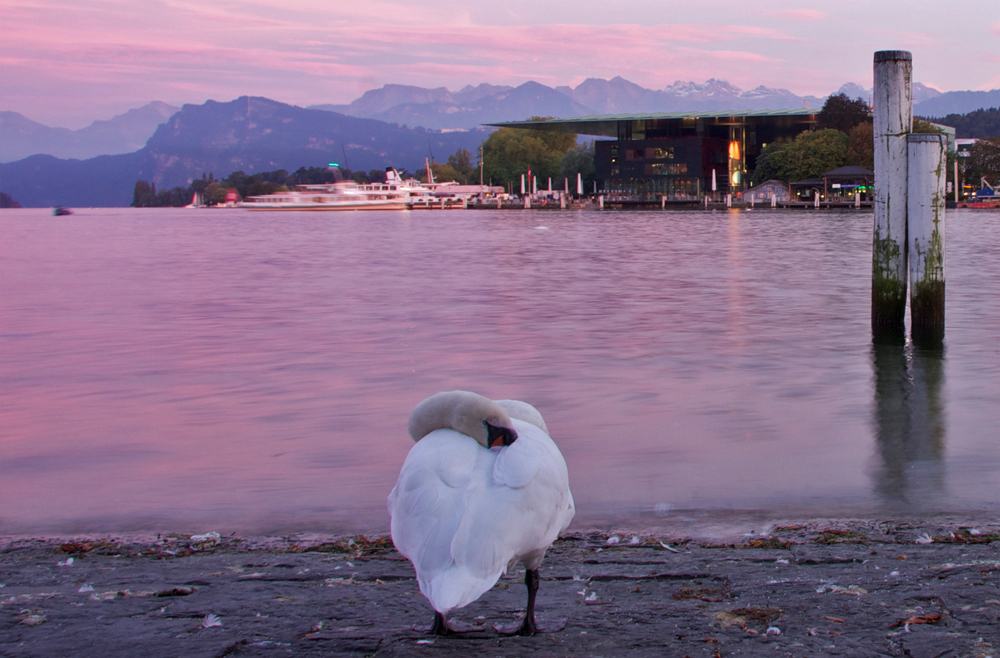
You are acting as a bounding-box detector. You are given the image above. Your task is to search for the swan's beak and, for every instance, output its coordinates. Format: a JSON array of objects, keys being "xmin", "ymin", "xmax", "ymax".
[{"xmin": 486, "ymin": 423, "xmax": 518, "ymax": 449}]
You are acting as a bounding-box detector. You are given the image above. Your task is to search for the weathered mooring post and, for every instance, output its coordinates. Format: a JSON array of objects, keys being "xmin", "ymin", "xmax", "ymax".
[
  {"xmin": 907, "ymin": 133, "xmax": 946, "ymax": 346},
  {"xmin": 872, "ymin": 50, "xmax": 913, "ymax": 339}
]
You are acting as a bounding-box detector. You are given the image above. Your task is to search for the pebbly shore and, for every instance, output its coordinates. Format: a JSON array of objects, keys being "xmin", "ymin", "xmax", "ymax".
[{"xmin": 2, "ymin": 518, "xmax": 999, "ymax": 658}]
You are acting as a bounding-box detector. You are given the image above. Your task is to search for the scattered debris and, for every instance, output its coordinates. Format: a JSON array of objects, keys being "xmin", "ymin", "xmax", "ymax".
[
  {"xmin": 713, "ymin": 607, "xmax": 783, "ymax": 630},
  {"xmin": 814, "ymin": 530, "xmax": 869, "ymax": 545},
  {"xmin": 18, "ymin": 610, "xmax": 47, "ymax": 626},
  {"xmin": 744, "ymin": 537, "xmax": 792, "ymax": 550},
  {"xmin": 200, "ymin": 613, "xmax": 223, "ymax": 629},
  {"xmin": 816, "ymin": 584, "xmax": 867, "ymax": 596},
  {"xmin": 890, "ymin": 613, "xmax": 943, "ymax": 628},
  {"xmin": 606, "ymin": 536, "xmax": 621, "ymax": 545},
  {"xmin": 673, "ymin": 586, "xmax": 729, "ymax": 602}
]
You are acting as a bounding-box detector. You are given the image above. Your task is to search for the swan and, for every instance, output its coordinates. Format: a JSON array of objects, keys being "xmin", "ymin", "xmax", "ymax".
[{"xmin": 387, "ymin": 391, "xmax": 575, "ymax": 636}]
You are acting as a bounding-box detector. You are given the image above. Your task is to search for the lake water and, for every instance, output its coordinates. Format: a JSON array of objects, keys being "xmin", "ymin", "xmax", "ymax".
[{"xmin": 1, "ymin": 207, "xmax": 998, "ymax": 536}]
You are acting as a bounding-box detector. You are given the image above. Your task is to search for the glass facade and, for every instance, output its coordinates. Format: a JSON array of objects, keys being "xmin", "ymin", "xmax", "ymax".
[{"xmin": 595, "ymin": 114, "xmax": 816, "ymax": 194}]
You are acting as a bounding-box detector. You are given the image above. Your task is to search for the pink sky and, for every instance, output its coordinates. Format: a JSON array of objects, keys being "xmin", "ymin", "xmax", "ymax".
[{"xmin": 2, "ymin": 0, "xmax": 998, "ymax": 128}]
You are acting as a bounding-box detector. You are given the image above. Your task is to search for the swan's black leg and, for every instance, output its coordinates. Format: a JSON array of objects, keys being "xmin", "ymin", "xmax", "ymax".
[
  {"xmin": 516, "ymin": 569, "xmax": 540, "ymax": 636},
  {"xmin": 430, "ymin": 611, "xmax": 452, "ymax": 635}
]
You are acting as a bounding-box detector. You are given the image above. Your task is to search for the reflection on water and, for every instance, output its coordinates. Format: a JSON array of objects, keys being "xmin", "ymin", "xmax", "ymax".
[
  {"xmin": 871, "ymin": 340, "xmax": 945, "ymax": 505},
  {"xmin": 1, "ymin": 207, "xmax": 998, "ymax": 535}
]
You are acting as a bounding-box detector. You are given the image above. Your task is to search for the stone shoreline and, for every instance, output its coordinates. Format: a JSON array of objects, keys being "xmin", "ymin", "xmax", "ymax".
[{"xmin": 2, "ymin": 518, "xmax": 999, "ymax": 657}]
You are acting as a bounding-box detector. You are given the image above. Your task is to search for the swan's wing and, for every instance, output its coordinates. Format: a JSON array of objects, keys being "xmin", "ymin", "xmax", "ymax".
[
  {"xmin": 452, "ymin": 419, "xmax": 574, "ymax": 577},
  {"xmin": 389, "ymin": 429, "xmax": 479, "ymax": 576},
  {"xmin": 389, "ymin": 429, "xmax": 502, "ymax": 612}
]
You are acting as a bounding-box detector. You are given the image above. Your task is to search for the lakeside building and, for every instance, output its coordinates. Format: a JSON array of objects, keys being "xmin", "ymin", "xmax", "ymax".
[
  {"xmin": 790, "ymin": 165, "xmax": 874, "ymax": 201},
  {"xmin": 491, "ymin": 109, "xmax": 818, "ymax": 196}
]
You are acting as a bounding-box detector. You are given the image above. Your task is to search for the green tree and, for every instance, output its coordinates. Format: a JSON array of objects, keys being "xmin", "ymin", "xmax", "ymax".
[
  {"xmin": 782, "ymin": 129, "xmax": 850, "ymax": 181},
  {"xmin": 845, "ymin": 122, "xmax": 874, "ymax": 171},
  {"xmin": 558, "ymin": 141, "xmax": 597, "ymax": 190},
  {"xmin": 481, "ymin": 118, "xmax": 577, "ymax": 189},
  {"xmin": 446, "ymin": 148, "xmax": 476, "ymax": 183},
  {"xmin": 131, "ymin": 181, "xmax": 153, "ymax": 207},
  {"xmin": 750, "ymin": 129, "xmax": 849, "ymax": 183},
  {"xmin": 420, "ymin": 161, "xmax": 466, "ymax": 184},
  {"xmin": 818, "ymin": 93, "xmax": 871, "ymax": 133},
  {"xmin": 968, "ymin": 137, "xmax": 1000, "ymax": 185}
]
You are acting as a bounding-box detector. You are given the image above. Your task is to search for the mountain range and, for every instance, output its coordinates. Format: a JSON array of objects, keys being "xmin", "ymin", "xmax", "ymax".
[
  {"xmin": 309, "ymin": 78, "xmax": 954, "ymax": 130},
  {"xmin": 0, "ymin": 97, "xmax": 488, "ymax": 207},
  {"xmin": 0, "ymin": 102, "xmax": 179, "ymax": 163}
]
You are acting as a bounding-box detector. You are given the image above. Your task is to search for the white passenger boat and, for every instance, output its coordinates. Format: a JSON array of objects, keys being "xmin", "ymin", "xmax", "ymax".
[
  {"xmin": 241, "ymin": 166, "xmax": 500, "ymax": 211},
  {"xmin": 242, "ymin": 179, "xmax": 410, "ymax": 211}
]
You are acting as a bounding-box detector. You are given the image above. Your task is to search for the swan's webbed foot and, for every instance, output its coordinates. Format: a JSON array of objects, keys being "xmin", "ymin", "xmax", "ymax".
[
  {"xmin": 493, "ymin": 568, "xmax": 566, "ymax": 636},
  {"xmin": 415, "ymin": 612, "xmax": 485, "ymax": 635},
  {"xmin": 494, "ymin": 616, "xmax": 566, "ymax": 636}
]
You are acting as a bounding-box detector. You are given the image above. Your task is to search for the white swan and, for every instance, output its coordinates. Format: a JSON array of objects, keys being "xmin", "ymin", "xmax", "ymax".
[{"xmin": 387, "ymin": 391, "xmax": 575, "ymax": 636}]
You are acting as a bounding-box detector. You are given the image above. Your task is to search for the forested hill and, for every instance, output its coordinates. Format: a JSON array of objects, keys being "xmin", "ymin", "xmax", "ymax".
[
  {"xmin": 924, "ymin": 107, "xmax": 1000, "ymax": 139},
  {"xmin": 0, "ymin": 97, "xmax": 489, "ymax": 207}
]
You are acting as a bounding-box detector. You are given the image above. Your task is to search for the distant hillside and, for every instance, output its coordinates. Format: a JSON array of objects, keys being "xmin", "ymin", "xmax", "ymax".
[
  {"xmin": 924, "ymin": 107, "xmax": 1000, "ymax": 138},
  {"xmin": 0, "ymin": 102, "xmax": 179, "ymax": 162},
  {"xmin": 915, "ymin": 90, "xmax": 1000, "ymax": 117},
  {"xmin": 0, "ymin": 97, "xmax": 489, "ymax": 207}
]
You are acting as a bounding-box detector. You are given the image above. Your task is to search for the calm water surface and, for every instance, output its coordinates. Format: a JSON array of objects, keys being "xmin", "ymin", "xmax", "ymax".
[{"xmin": 1, "ymin": 207, "xmax": 998, "ymax": 535}]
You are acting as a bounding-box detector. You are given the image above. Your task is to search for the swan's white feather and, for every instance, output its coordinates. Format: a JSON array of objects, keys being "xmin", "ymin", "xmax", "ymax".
[{"xmin": 388, "ymin": 414, "xmax": 574, "ymax": 616}]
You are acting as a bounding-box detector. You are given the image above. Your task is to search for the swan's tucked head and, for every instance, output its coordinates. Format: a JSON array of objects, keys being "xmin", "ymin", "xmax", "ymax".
[{"xmin": 408, "ymin": 390, "xmax": 518, "ymax": 449}]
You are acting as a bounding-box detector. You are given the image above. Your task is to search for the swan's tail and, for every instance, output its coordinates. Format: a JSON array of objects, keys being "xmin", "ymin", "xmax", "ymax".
[{"xmin": 419, "ymin": 567, "xmax": 502, "ymax": 615}]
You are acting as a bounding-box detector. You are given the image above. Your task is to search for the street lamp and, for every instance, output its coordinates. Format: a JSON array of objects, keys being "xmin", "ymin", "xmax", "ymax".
[{"xmin": 479, "ymin": 147, "xmax": 484, "ymax": 186}]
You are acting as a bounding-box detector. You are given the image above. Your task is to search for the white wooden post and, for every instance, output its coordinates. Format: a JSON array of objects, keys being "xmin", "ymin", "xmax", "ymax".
[
  {"xmin": 599, "ymin": 195, "xmax": 604, "ymax": 209},
  {"xmin": 907, "ymin": 133, "xmax": 946, "ymax": 345},
  {"xmin": 872, "ymin": 50, "xmax": 913, "ymax": 337}
]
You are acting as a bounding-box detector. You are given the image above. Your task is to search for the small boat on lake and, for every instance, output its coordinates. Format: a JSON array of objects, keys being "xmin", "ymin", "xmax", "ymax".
[{"xmin": 52, "ymin": 206, "xmax": 73, "ymax": 216}]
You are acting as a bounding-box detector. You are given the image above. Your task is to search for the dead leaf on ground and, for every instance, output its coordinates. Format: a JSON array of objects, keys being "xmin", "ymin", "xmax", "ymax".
[
  {"xmin": 744, "ymin": 538, "xmax": 792, "ymax": 550},
  {"xmin": 714, "ymin": 607, "xmax": 782, "ymax": 630},
  {"xmin": 674, "ymin": 586, "xmax": 729, "ymax": 602},
  {"xmin": 890, "ymin": 613, "xmax": 943, "ymax": 628}
]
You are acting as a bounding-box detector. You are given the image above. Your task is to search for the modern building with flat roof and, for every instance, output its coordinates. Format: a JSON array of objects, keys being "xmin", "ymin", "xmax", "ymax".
[{"xmin": 491, "ymin": 109, "xmax": 818, "ymax": 196}]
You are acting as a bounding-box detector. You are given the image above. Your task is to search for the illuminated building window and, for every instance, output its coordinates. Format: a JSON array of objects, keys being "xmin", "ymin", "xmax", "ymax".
[{"xmin": 646, "ymin": 147, "xmax": 674, "ymax": 160}]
